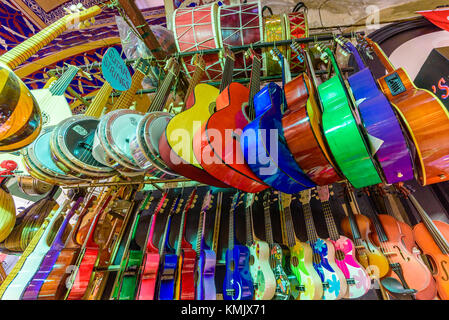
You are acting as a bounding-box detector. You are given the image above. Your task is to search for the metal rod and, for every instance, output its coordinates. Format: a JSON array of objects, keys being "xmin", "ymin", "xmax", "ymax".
[
  {"xmin": 61, "ymin": 178, "xmax": 197, "ymax": 189},
  {"xmin": 48, "ymin": 31, "xmax": 364, "ymax": 74}
]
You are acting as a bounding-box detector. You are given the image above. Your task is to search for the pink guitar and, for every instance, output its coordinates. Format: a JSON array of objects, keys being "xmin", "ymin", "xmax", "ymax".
[
  {"xmin": 136, "ymin": 192, "xmax": 169, "ymax": 300},
  {"xmin": 316, "ymin": 186, "xmax": 371, "ymax": 299}
]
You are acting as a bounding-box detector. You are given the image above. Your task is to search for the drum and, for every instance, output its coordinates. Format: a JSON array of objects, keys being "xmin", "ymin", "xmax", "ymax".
[
  {"xmin": 22, "ymin": 126, "xmax": 80, "ymax": 185},
  {"xmin": 94, "ymin": 110, "xmax": 145, "ymax": 176},
  {"xmin": 217, "ymin": 1, "xmax": 264, "ymax": 78},
  {"xmin": 130, "ymin": 112, "xmax": 178, "ymax": 178},
  {"xmin": 173, "ymin": 3, "xmax": 222, "ymax": 81},
  {"xmin": 50, "ymin": 116, "xmax": 116, "ymax": 180},
  {"xmin": 17, "ymin": 176, "xmax": 52, "ymax": 196},
  {"xmin": 284, "ymin": 12, "xmax": 308, "ymax": 73},
  {"xmin": 263, "ymin": 14, "xmax": 287, "ymax": 77}
]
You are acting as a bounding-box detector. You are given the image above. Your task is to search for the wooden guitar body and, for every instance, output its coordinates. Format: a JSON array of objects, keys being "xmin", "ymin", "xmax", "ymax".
[
  {"xmin": 194, "ymin": 82, "xmax": 268, "ymax": 193},
  {"xmin": 413, "ymin": 220, "xmax": 449, "ymax": 300},
  {"xmin": 196, "ymin": 249, "xmax": 216, "ymax": 300},
  {"xmin": 178, "ymin": 248, "xmax": 196, "ymax": 300},
  {"xmin": 269, "ymin": 243, "xmax": 291, "ymax": 300},
  {"xmin": 159, "ymin": 84, "xmax": 229, "ymax": 188},
  {"xmin": 371, "ymin": 214, "xmax": 436, "ymax": 300},
  {"xmin": 223, "ymin": 245, "xmax": 254, "ymax": 300},
  {"xmin": 328, "ymin": 235, "xmax": 371, "ymax": 299},
  {"xmin": 377, "ymin": 67, "xmax": 449, "ymax": 185},
  {"xmin": 289, "ymin": 240, "xmax": 323, "ymax": 300},
  {"xmin": 282, "ymin": 73, "xmax": 341, "ymax": 185},
  {"xmin": 309, "ymin": 238, "xmax": 347, "ymax": 300},
  {"xmin": 241, "ymin": 82, "xmax": 315, "ymax": 194},
  {"xmin": 137, "ymin": 252, "xmax": 160, "ymax": 300},
  {"xmin": 341, "ymin": 214, "xmax": 390, "ymax": 278},
  {"xmin": 157, "ymin": 253, "xmax": 178, "ymax": 300},
  {"xmin": 248, "ymin": 240, "xmax": 276, "ymax": 300}
]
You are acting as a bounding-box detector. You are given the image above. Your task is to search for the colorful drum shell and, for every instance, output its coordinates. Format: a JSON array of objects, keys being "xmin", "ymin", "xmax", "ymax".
[
  {"xmin": 96, "ymin": 110, "xmax": 145, "ymax": 173},
  {"xmin": 139, "ymin": 112, "xmax": 178, "ymax": 178},
  {"xmin": 263, "ymin": 14, "xmax": 287, "ymax": 77},
  {"xmin": 173, "ymin": 3, "xmax": 222, "ymax": 81},
  {"xmin": 217, "ymin": 1, "xmax": 264, "ymax": 78},
  {"xmin": 51, "ymin": 116, "xmax": 115, "ymax": 179},
  {"xmin": 284, "ymin": 12, "xmax": 308, "ymax": 73}
]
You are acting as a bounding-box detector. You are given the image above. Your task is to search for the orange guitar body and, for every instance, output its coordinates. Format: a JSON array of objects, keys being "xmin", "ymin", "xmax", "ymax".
[
  {"xmin": 341, "ymin": 214, "xmax": 390, "ymax": 278},
  {"xmin": 371, "ymin": 214, "xmax": 437, "ymax": 300},
  {"xmin": 377, "ymin": 68, "xmax": 449, "ymax": 186},
  {"xmin": 413, "ymin": 220, "xmax": 449, "ymax": 300},
  {"xmin": 193, "ymin": 83, "xmax": 268, "ymax": 193}
]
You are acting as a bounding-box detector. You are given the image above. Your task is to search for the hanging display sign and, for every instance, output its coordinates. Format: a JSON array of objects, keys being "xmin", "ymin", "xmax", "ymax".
[{"xmin": 101, "ymin": 47, "xmax": 132, "ymax": 91}]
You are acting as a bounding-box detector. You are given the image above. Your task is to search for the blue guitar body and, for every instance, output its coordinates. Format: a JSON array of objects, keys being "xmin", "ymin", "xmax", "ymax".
[
  {"xmin": 157, "ymin": 216, "xmax": 177, "ymax": 300},
  {"xmin": 241, "ymin": 82, "xmax": 315, "ymax": 194},
  {"xmin": 223, "ymin": 245, "xmax": 254, "ymax": 300},
  {"xmin": 196, "ymin": 249, "xmax": 216, "ymax": 300}
]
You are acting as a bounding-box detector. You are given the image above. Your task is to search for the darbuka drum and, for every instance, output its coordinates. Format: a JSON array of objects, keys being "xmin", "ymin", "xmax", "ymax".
[
  {"xmin": 17, "ymin": 175, "xmax": 52, "ymax": 196},
  {"xmin": 284, "ymin": 12, "xmax": 308, "ymax": 73},
  {"xmin": 217, "ymin": 1, "xmax": 263, "ymax": 78},
  {"xmin": 94, "ymin": 110, "xmax": 145, "ymax": 176},
  {"xmin": 173, "ymin": 3, "xmax": 222, "ymax": 81},
  {"xmin": 129, "ymin": 112, "xmax": 178, "ymax": 178},
  {"xmin": 22, "ymin": 126, "xmax": 79, "ymax": 185},
  {"xmin": 263, "ymin": 15, "xmax": 287, "ymax": 76},
  {"xmin": 50, "ymin": 115, "xmax": 115, "ymax": 179}
]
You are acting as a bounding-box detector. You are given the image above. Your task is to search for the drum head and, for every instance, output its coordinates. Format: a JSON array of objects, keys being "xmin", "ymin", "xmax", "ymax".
[{"xmin": 56, "ymin": 116, "xmax": 115, "ymax": 178}]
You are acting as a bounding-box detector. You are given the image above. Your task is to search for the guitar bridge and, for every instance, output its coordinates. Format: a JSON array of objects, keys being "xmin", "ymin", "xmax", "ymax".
[{"xmin": 385, "ymin": 72, "xmax": 406, "ymax": 96}]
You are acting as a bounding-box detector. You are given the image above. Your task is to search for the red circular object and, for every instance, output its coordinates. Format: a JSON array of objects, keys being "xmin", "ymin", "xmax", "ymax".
[{"xmin": 1, "ymin": 160, "xmax": 18, "ymax": 171}]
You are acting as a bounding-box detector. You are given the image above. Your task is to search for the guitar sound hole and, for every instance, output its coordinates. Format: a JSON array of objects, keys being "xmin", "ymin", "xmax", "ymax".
[
  {"xmin": 335, "ymin": 250, "xmax": 345, "ymax": 262},
  {"xmin": 291, "ymin": 256, "xmax": 299, "ymax": 267}
]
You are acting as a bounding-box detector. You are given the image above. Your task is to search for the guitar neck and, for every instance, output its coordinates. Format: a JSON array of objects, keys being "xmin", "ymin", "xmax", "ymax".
[
  {"xmin": 228, "ymin": 204, "xmax": 236, "ymax": 250},
  {"xmin": 248, "ymin": 57, "xmax": 262, "ymax": 111},
  {"xmin": 0, "ymin": 6, "xmax": 101, "ymax": 70},
  {"xmin": 146, "ymin": 193, "xmax": 168, "ymax": 253},
  {"xmin": 367, "ymin": 39, "xmax": 396, "ymax": 74},
  {"xmin": 52, "ymin": 197, "xmax": 83, "ymax": 248},
  {"xmin": 49, "ymin": 66, "xmax": 79, "ymax": 96},
  {"xmin": 263, "ymin": 206, "xmax": 274, "ymax": 244},
  {"xmin": 302, "ymin": 202, "xmax": 319, "ymax": 243},
  {"xmin": 85, "ymin": 82, "xmax": 113, "ymax": 118},
  {"xmin": 245, "ymin": 207, "xmax": 253, "ymax": 245},
  {"xmin": 111, "ymin": 70, "xmax": 145, "ymax": 111},
  {"xmin": 283, "ymin": 206, "xmax": 297, "ymax": 246},
  {"xmin": 321, "ymin": 201, "xmax": 340, "ymax": 241},
  {"xmin": 346, "ymin": 42, "xmax": 366, "ymax": 70},
  {"xmin": 219, "ymin": 55, "xmax": 235, "ymax": 93},
  {"xmin": 66, "ymin": 195, "xmax": 97, "ymax": 248},
  {"xmin": 183, "ymin": 60, "xmax": 205, "ymax": 109},
  {"xmin": 343, "ymin": 187, "xmax": 363, "ymax": 240},
  {"xmin": 195, "ymin": 210, "xmax": 205, "ymax": 255},
  {"xmin": 212, "ymin": 193, "xmax": 223, "ymax": 254},
  {"xmin": 159, "ymin": 215, "xmax": 173, "ymax": 256},
  {"xmin": 148, "ymin": 65, "xmax": 179, "ymax": 113},
  {"xmin": 408, "ymin": 194, "xmax": 449, "ymax": 254}
]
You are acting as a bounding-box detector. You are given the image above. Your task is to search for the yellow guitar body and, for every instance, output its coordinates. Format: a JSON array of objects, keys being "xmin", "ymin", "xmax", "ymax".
[{"xmin": 165, "ymin": 83, "xmax": 219, "ymax": 168}]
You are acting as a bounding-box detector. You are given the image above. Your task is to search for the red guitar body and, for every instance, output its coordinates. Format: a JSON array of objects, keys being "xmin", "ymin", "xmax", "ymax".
[
  {"xmin": 371, "ymin": 214, "xmax": 437, "ymax": 300},
  {"xmin": 67, "ymin": 195, "xmax": 113, "ymax": 300},
  {"xmin": 193, "ymin": 82, "xmax": 268, "ymax": 193},
  {"xmin": 137, "ymin": 252, "xmax": 160, "ymax": 300},
  {"xmin": 178, "ymin": 247, "xmax": 196, "ymax": 300}
]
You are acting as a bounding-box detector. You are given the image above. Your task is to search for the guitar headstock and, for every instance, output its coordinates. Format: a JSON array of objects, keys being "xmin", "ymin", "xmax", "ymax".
[
  {"xmin": 333, "ymin": 35, "xmax": 351, "ymax": 57},
  {"xmin": 393, "ymin": 182, "xmax": 414, "ymax": 199},
  {"xmin": 270, "ymin": 47, "xmax": 285, "ymax": 63},
  {"xmin": 184, "ymin": 188, "xmax": 198, "ymax": 210},
  {"xmin": 316, "ymin": 185, "xmax": 332, "ymax": 202},
  {"xmin": 298, "ymin": 189, "xmax": 312, "ymax": 205},
  {"xmin": 201, "ymin": 190, "xmax": 213, "ymax": 212},
  {"xmin": 164, "ymin": 57, "xmax": 181, "ymax": 76},
  {"xmin": 357, "ymin": 36, "xmax": 375, "ymax": 60},
  {"xmin": 63, "ymin": 4, "xmax": 101, "ymax": 30},
  {"xmin": 290, "ymin": 42, "xmax": 305, "ymax": 63},
  {"xmin": 220, "ymin": 46, "xmax": 236, "ymax": 62},
  {"xmin": 262, "ymin": 190, "xmax": 271, "ymax": 208},
  {"xmin": 230, "ymin": 192, "xmax": 241, "ymax": 211},
  {"xmin": 244, "ymin": 193, "xmax": 255, "ymax": 209},
  {"xmin": 133, "ymin": 58, "xmax": 152, "ymax": 76},
  {"xmin": 192, "ymin": 54, "xmax": 206, "ymax": 71},
  {"xmin": 279, "ymin": 193, "xmax": 292, "ymax": 208},
  {"xmin": 315, "ymin": 42, "xmax": 331, "ymax": 64},
  {"xmin": 244, "ymin": 48, "xmax": 260, "ymax": 62}
]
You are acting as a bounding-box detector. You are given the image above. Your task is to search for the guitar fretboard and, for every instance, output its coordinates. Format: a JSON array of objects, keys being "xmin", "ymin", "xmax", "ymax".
[
  {"xmin": 302, "ymin": 202, "xmax": 319, "ymax": 244},
  {"xmin": 212, "ymin": 193, "xmax": 223, "ymax": 254},
  {"xmin": 85, "ymin": 82, "xmax": 113, "ymax": 118},
  {"xmin": 263, "ymin": 206, "xmax": 274, "ymax": 245},
  {"xmin": 321, "ymin": 201, "xmax": 340, "ymax": 242}
]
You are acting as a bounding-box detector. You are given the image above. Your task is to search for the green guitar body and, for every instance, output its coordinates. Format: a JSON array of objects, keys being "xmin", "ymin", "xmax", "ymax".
[
  {"xmin": 280, "ymin": 245, "xmax": 301, "ymax": 300},
  {"xmin": 318, "ymin": 72, "xmax": 381, "ymax": 188},
  {"xmin": 117, "ymin": 250, "xmax": 143, "ymax": 300}
]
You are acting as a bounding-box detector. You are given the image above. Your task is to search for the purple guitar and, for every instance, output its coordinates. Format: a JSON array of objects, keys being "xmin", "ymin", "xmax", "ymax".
[
  {"xmin": 21, "ymin": 197, "xmax": 84, "ymax": 300},
  {"xmin": 335, "ymin": 36, "xmax": 413, "ymax": 184},
  {"xmin": 194, "ymin": 191, "xmax": 215, "ymax": 300}
]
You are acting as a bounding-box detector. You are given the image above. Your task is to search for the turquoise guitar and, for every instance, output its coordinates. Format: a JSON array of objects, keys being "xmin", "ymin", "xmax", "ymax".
[{"xmin": 315, "ymin": 42, "xmax": 381, "ymax": 188}]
